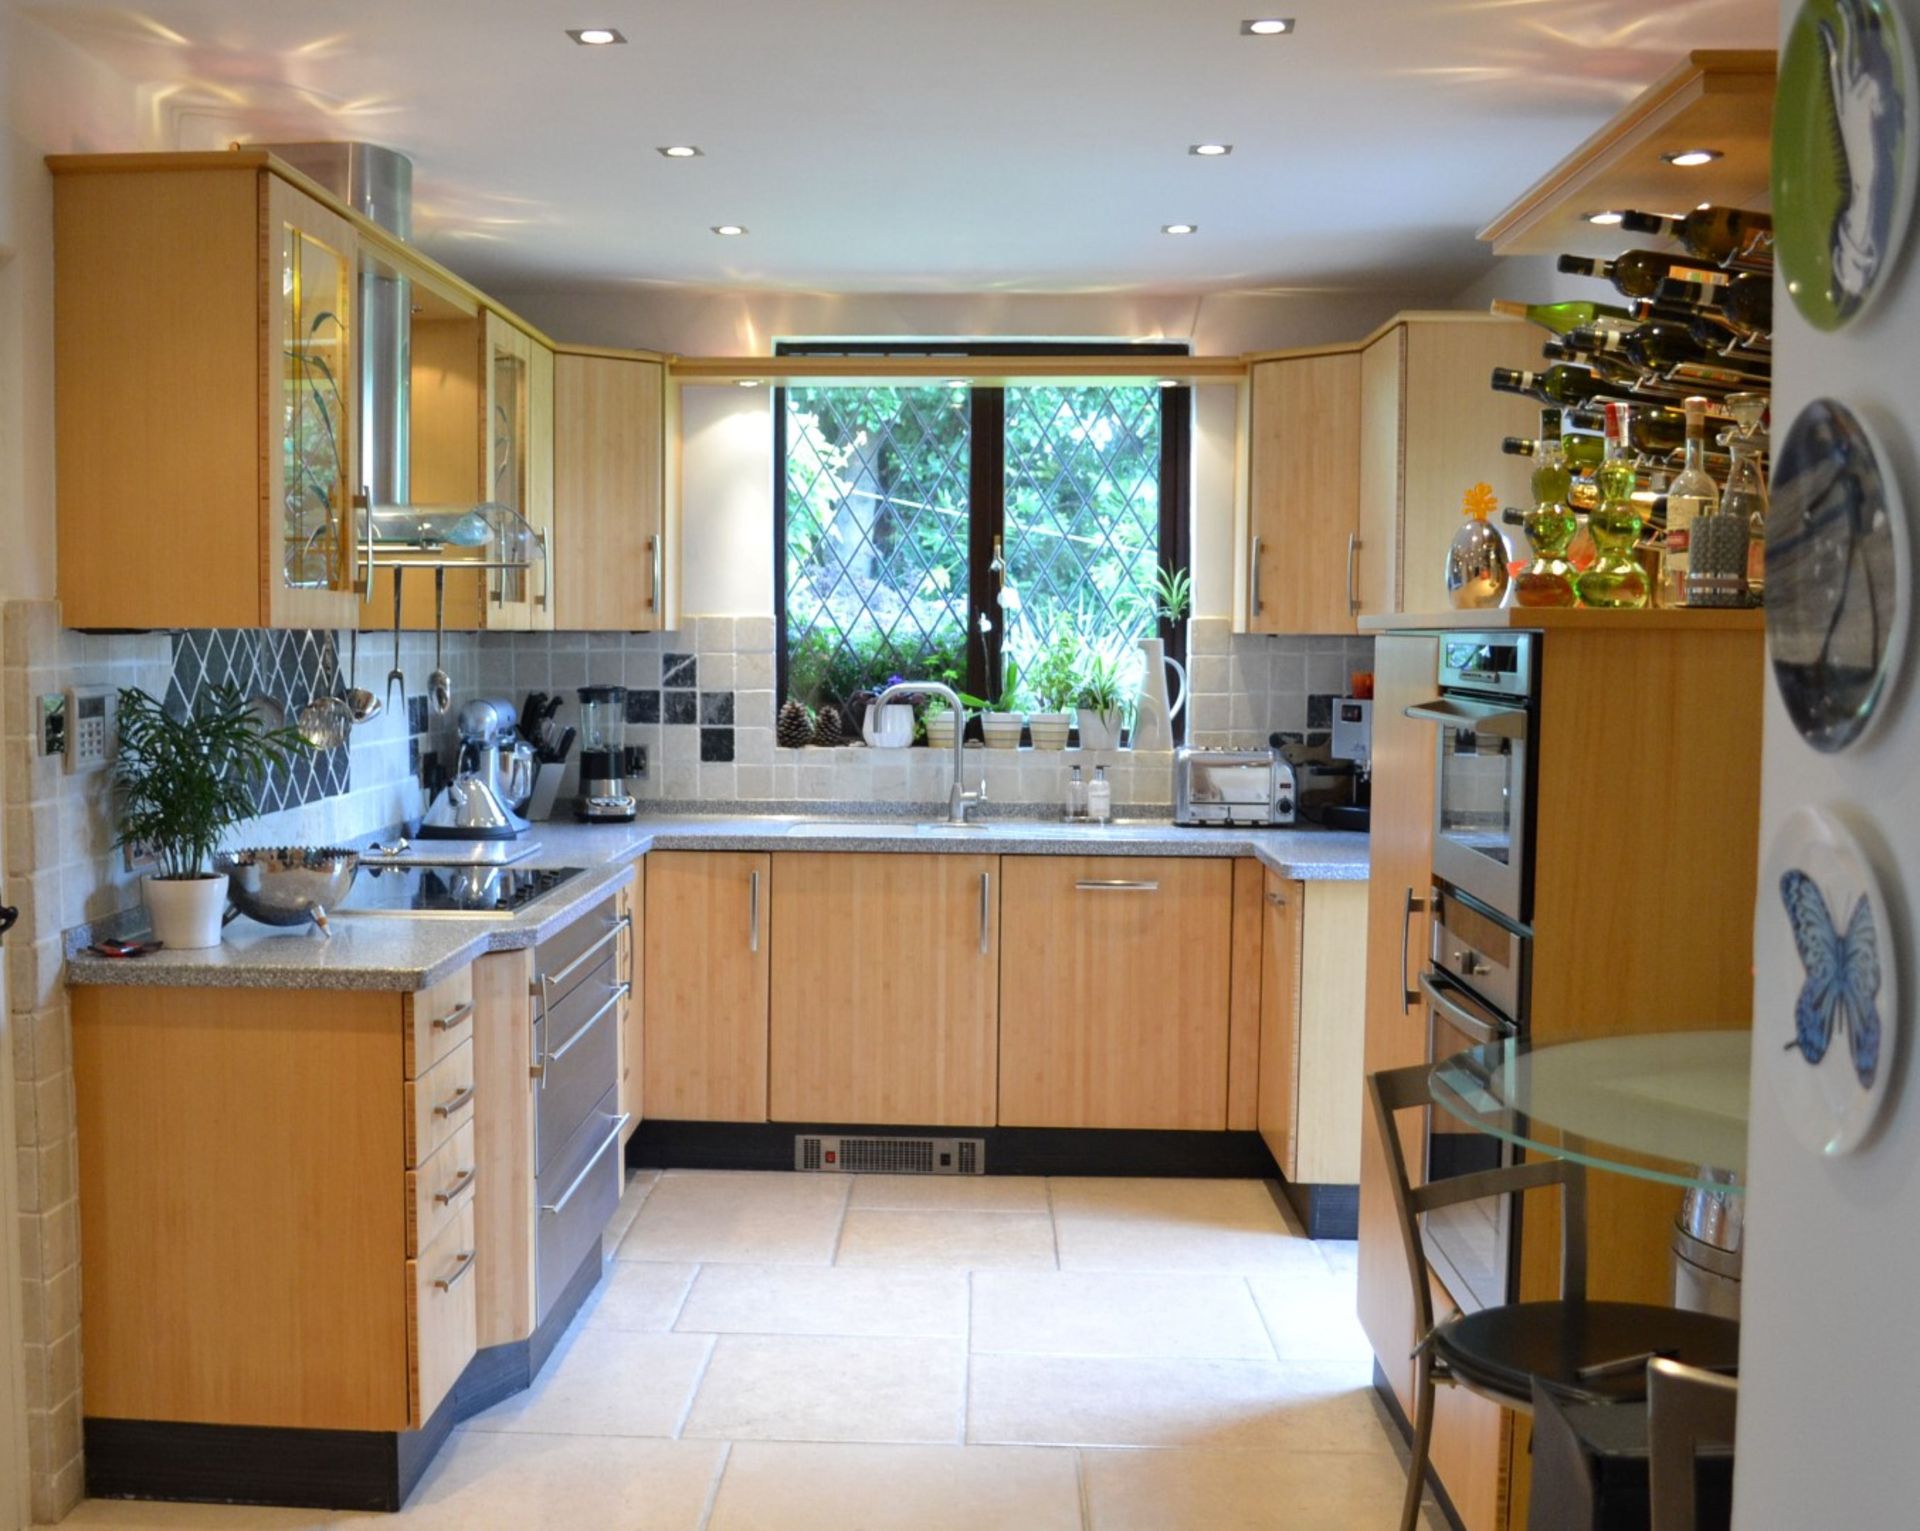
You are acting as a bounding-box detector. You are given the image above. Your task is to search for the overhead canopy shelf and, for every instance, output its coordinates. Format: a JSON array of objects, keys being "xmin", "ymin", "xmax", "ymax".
[
  {"xmin": 1479, "ymin": 50, "xmax": 1776, "ymax": 258},
  {"xmin": 668, "ymin": 353, "xmax": 1248, "ymax": 386}
]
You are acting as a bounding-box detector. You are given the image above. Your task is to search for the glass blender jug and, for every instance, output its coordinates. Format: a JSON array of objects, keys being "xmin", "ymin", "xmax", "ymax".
[{"xmin": 575, "ymin": 685, "xmax": 638, "ymax": 822}]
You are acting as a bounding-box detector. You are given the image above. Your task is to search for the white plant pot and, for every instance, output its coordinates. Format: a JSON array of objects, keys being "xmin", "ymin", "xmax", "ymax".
[
  {"xmin": 144, "ymin": 873, "xmax": 230, "ymax": 950},
  {"xmin": 924, "ymin": 712, "xmax": 957, "ymax": 750},
  {"xmin": 1028, "ymin": 712, "xmax": 1071, "ymax": 751},
  {"xmin": 1077, "ymin": 707, "xmax": 1123, "ymax": 751},
  {"xmin": 981, "ymin": 712, "xmax": 1025, "ymax": 750}
]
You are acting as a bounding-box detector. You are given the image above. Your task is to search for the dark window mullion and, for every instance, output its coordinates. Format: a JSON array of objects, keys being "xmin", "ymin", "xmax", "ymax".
[
  {"xmin": 1158, "ymin": 385, "xmax": 1193, "ymax": 674},
  {"xmin": 966, "ymin": 388, "xmax": 1006, "ymax": 701},
  {"xmin": 772, "ymin": 383, "xmax": 792, "ymax": 702}
]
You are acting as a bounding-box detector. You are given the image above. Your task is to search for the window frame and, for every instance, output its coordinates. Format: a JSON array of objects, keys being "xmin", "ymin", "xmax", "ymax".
[{"xmin": 772, "ymin": 341, "xmax": 1192, "ymax": 705}]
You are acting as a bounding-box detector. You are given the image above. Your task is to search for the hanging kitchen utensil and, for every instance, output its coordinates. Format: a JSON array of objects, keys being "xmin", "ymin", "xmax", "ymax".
[
  {"xmin": 386, "ymin": 566, "xmax": 406, "ymax": 709},
  {"xmin": 294, "ymin": 696, "xmax": 351, "ymax": 750},
  {"xmin": 344, "ymin": 627, "xmax": 382, "ymax": 723},
  {"xmin": 429, "ymin": 568, "xmax": 452, "ymax": 716}
]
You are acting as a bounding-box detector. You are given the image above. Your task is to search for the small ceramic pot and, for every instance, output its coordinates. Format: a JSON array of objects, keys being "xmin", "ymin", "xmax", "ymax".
[
  {"xmin": 981, "ymin": 712, "xmax": 1025, "ymax": 750},
  {"xmin": 1077, "ymin": 707, "xmax": 1123, "ymax": 751},
  {"xmin": 144, "ymin": 872, "xmax": 231, "ymax": 950},
  {"xmin": 1028, "ymin": 712, "xmax": 1071, "ymax": 751},
  {"xmin": 924, "ymin": 711, "xmax": 957, "ymax": 750}
]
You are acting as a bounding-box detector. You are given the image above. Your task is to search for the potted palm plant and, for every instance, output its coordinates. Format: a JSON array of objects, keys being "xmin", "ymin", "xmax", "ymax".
[{"xmin": 113, "ymin": 686, "xmax": 307, "ymax": 949}]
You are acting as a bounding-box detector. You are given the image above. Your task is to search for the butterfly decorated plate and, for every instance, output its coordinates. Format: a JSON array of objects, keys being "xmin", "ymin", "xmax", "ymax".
[{"xmin": 1760, "ymin": 806, "xmax": 1900, "ymax": 1155}]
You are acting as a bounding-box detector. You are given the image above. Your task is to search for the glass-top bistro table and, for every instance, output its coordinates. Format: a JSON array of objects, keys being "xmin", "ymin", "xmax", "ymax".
[{"xmin": 1428, "ymin": 1030, "xmax": 1751, "ymax": 1192}]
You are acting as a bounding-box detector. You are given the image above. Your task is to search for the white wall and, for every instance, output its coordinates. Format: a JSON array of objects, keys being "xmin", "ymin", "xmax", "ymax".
[
  {"xmin": 1733, "ymin": 0, "xmax": 1920, "ymax": 1522},
  {"xmin": 501, "ymin": 284, "xmax": 1467, "ymax": 621}
]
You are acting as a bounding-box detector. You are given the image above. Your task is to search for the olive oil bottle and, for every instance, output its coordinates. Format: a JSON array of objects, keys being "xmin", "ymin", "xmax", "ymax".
[
  {"xmin": 1514, "ymin": 408, "xmax": 1580, "ymax": 608},
  {"xmin": 1574, "ymin": 402, "xmax": 1650, "ymax": 609}
]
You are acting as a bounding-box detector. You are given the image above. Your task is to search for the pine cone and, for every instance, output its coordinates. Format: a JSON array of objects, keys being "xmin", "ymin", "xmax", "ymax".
[
  {"xmin": 777, "ymin": 698, "xmax": 815, "ymax": 749},
  {"xmin": 814, "ymin": 703, "xmax": 847, "ymax": 747}
]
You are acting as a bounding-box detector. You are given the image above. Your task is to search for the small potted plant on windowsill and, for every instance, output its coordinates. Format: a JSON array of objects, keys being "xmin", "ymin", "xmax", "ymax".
[
  {"xmin": 923, "ymin": 695, "xmax": 961, "ymax": 750},
  {"xmin": 968, "ymin": 658, "xmax": 1025, "ymax": 750},
  {"xmin": 113, "ymin": 686, "xmax": 307, "ymax": 950},
  {"xmin": 1024, "ymin": 641, "xmax": 1078, "ymax": 751},
  {"xmin": 1076, "ymin": 646, "xmax": 1128, "ymax": 751}
]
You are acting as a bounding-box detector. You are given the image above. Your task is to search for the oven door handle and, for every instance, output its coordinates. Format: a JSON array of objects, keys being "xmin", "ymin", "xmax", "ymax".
[
  {"xmin": 1404, "ymin": 697, "xmax": 1528, "ymax": 740},
  {"xmin": 1420, "ymin": 971, "xmax": 1519, "ymax": 1046}
]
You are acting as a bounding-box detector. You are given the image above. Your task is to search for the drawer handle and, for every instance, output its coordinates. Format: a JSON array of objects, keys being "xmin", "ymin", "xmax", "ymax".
[
  {"xmin": 431, "ymin": 1000, "xmax": 474, "ymax": 1033},
  {"xmin": 1075, "ymin": 879, "xmax": 1160, "ymax": 893},
  {"xmin": 433, "ymin": 1249, "xmax": 477, "ymax": 1293},
  {"xmin": 433, "ymin": 1083, "xmax": 477, "ymax": 1119},
  {"xmin": 533, "ymin": 916, "xmax": 628, "ymax": 998},
  {"xmin": 433, "ymin": 1167, "xmax": 476, "ymax": 1206},
  {"xmin": 541, "ymin": 1115, "xmax": 631, "ymax": 1216},
  {"xmin": 539, "ymin": 984, "xmax": 626, "ymax": 1078}
]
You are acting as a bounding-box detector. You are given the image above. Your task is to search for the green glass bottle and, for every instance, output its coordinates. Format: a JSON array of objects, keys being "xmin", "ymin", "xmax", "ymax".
[
  {"xmin": 1515, "ymin": 407, "xmax": 1579, "ymax": 608},
  {"xmin": 1575, "ymin": 403, "xmax": 1650, "ymax": 609},
  {"xmin": 1488, "ymin": 298, "xmax": 1636, "ymax": 336}
]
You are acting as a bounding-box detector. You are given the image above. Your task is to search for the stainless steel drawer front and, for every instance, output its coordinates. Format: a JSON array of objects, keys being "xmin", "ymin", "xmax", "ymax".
[
  {"xmin": 533, "ymin": 896, "xmax": 624, "ymax": 1010},
  {"xmin": 535, "ymin": 951, "xmax": 620, "ymax": 1177},
  {"xmin": 535, "ymin": 1087, "xmax": 623, "ymax": 1322}
]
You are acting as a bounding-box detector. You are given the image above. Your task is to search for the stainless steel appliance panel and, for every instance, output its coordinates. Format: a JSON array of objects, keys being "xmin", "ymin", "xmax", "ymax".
[
  {"xmin": 1173, "ymin": 748, "xmax": 1296, "ymax": 826},
  {"xmin": 534, "ymin": 1085, "xmax": 625, "ymax": 1322},
  {"xmin": 535, "ymin": 950, "xmax": 622, "ymax": 1177}
]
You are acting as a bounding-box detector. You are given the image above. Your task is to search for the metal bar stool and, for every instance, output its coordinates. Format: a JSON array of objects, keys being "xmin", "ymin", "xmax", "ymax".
[
  {"xmin": 1648, "ymin": 1359, "xmax": 1738, "ymax": 1531},
  {"xmin": 1369, "ymin": 1063, "xmax": 1742, "ymax": 1531}
]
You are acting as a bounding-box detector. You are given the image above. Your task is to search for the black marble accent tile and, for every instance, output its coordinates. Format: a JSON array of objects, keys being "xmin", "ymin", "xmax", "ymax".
[
  {"xmin": 408, "ymin": 696, "xmax": 430, "ymax": 736},
  {"xmin": 664, "ymin": 691, "xmax": 698, "ymax": 726},
  {"xmin": 699, "ymin": 691, "xmax": 734, "ymax": 725},
  {"xmin": 409, "ymin": 737, "xmax": 421, "ymax": 775},
  {"xmin": 663, "ymin": 653, "xmax": 697, "ymax": 688},
  {"xmin": 625, "ymin": 689, "xmax": 660, "ymax": 725},
  {"xmin": 1307, "ymin": 693, "xmax": 1338, "ymax": 729},
  {"xmin": 167, "ymin": 627, "xmax": 348, "ymax": 814},
  {"xmin": 699, "ymin": 727, "xmax": 735, "ymax": 763}
]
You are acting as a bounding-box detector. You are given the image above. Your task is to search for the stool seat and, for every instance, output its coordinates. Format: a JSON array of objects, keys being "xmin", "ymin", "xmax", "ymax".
[{"xmin": 1438, "ymin": 1301, "xmax": 1741, "ymax": 1405}]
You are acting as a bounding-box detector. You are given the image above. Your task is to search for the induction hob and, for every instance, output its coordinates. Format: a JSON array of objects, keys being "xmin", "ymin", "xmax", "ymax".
[
  {"xmin": 338, "ymin": 865, "xmax": 587, "ymax": 919},
  {"xmin": 358, "ymin": 837, "xmax": 544, "ymax": 869}
]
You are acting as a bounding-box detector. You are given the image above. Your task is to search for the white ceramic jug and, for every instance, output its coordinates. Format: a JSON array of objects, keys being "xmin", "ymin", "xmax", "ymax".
[
  {"xmin": 1131, "ymin": 637, "xmax": 1187, "ymax": 751},
  {"xmin": 862, "ymin": 702, "xmax": 914, "ymax": 749}
]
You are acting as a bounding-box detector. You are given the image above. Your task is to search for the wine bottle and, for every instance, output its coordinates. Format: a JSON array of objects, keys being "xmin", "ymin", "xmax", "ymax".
[
  {"xmin": 1659, "ymin": 273, "xmax": 1774, "ymax": 335},
  {"xmin": 1619, "ymin": 206, "xmax": 1773, "ymax": 266},
  {"xmin": 1501, "ymin": 433, "xmax": 1605, "ymax": 470},
  {"xmin": 1489, "ymin": 298, "xmax": 1637, "ymax": 337},
  {"xmin": 1574, "ymin": 403, "xmax": 1650, "ymax": 609},
  {"xmin": 1491, "ymin": 363, "xmax": 1639, "ymax": 408},
  {"xmin": 1558, "ymin": 250, "xmax": 1729, "ymax": 300},
  {"xmin": 1565, "ymin": 322, "xmax": 1770, "ymax": 393},
  {"xmin": 1665, "ymin": 398, "xmax": 1721, "ymax": 607},
  {"xmin": 1567, "ymin": 399, "xmax": 1732, "ymax": 453}
]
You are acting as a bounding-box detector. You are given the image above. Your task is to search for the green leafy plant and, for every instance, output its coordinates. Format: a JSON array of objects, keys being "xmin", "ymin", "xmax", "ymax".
[
  {"xmin": 113, "ymin": 687, "xmax": 308, "ymax": 881},
  {"xmin": 1076, "ymin": 647, "xmax": 1127, "ymax": 714},
  {"xmin": 1152, "ymin": 564, "xmax": 1193, "ymax": 626},
  {"xmin": 959, "ymin": 655, "xmax": 1022, "ymax": 715},
  {"xmin": 1024, "ymin": 639, "xmax": 1081, "ymax": 713}
]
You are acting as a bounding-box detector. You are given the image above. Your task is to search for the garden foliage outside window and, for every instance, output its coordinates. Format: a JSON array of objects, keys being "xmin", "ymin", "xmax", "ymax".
[{"xmin": 776, "ymin": 344, "xmax": 1190, "ymax": 723}]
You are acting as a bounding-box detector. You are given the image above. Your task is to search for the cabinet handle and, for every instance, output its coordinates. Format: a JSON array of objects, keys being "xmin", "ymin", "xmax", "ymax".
[
  {"xmin": 541, "ymin": 1116, "xmax": 630, "ymax": 1215},
  {"xmin": 648, "ymin": 534, "xmax": 661, "ymax": 613},
  {"xmin": 358, "ymin": 487, "xmax": 376, "ymax": 604},
  {"xmin": 433, "ymin": 1083, "xmax": 477, "ymax": 1119},
  {"xmin": 1399, "ymin": 887, "xmax": 1427, "ymax": 1016},
  {"xmin": 749, "ymin": 869, "xmax": 761, "ymax": 953},
  {"xmin": 1075, "ymin": 879, "xmax": 1160, "ymax": 893},
  {"xmin": 979, "ymin": 871, "xmax": 991, "ymax": 956},
  {"xmin": 434, "ymin": 1167, "xmax": 476, "ymax": 1206},
  {"xmin": 431, "ymin": 1000, "xmax": 474, "ymax": 1033},
  {"xmin": 1346, "ymin": 533, "xmax": 1361, "ymax": 615},
  {"xmin": 433, "ymin": 1249, "xmax": 477, "ymax": 1293},
  {"xmin": 536, "ymin": 527, "xmax": 551, "ymax": 611},
  {"xmin": 1250, "ymin": 534, "xmax": 1264, "ymax": 618}
]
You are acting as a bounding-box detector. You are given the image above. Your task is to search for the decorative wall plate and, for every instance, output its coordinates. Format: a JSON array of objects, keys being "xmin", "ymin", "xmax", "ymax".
[
  {"xmin": 1760, "ymin": 806, "xmax": 1900, "ymax": 1156},
  {"xmin": 1775, "ymin": 0, "xmax": 1918, "ymax": 330},
  {"xmin": 1767, "ymin": 398, "xmax": 1909, "ymax": 752}
]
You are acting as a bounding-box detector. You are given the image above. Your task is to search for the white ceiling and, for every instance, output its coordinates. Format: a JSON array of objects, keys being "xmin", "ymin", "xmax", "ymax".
[{"xmin": 23, "ymin": 0, "xmax": 1777, "ymax": 296}]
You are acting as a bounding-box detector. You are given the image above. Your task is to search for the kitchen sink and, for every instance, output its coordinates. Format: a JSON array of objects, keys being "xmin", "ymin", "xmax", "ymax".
[{"xmin": 779, "ymin": 818, "xmax": 1156, "ymax": 839}]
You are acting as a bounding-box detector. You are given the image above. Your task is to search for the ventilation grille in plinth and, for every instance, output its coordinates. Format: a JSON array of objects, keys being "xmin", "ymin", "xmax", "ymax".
[{"xmin": 795, "ymin": 1135, "xmax": 985, "ymax": 1175}]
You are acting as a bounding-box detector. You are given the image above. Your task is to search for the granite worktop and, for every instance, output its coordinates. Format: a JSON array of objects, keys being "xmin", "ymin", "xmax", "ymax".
[{"xmin": 64, "ymin": 811, "xmax": 1368, "ymax": 992}]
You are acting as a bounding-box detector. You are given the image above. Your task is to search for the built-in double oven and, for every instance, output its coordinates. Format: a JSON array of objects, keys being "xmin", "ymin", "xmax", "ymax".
[{"xmin": 1404, "ymin": 631, "xmax": 1538, "ymax": 1313}]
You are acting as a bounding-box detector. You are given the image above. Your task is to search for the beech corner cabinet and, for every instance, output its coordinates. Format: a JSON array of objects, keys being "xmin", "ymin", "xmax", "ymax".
[
  {"xmin": 47, "ymin": 152, "xmax": 673, "ymax": 634},
  {"xmin": 1241, "ymin": 313, "xmax": 1538, "ymax": 633}
]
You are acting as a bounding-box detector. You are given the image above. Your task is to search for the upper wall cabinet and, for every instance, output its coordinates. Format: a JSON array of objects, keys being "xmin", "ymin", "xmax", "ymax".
[
  {"xmin": 553, "ymin": 350, "xmax": 671, "ymax": 632},
  {"xmin": 1246, "ymin": 352, "xmax": 1363, "ymax": 635},
  {"xmin": 479, "ymin": 314, "xmax": 555, "ymax": 632},
  {"xmin": 53, "ymin": 158, "xmax": 365, "ymax": 630},
  {"xmin": 1354, "ymin": 315, "xmax": 1537, "ymax": 621}
]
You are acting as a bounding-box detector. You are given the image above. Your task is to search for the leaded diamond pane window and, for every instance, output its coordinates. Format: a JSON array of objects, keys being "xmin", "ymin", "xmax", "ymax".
[
  {"xmin": 783, "ymin": 385, "xmax": 971, "ymax": 706},
  {"xmin": 1001, "ymin": 386, "xmax": 1162, "ymax": 683}
]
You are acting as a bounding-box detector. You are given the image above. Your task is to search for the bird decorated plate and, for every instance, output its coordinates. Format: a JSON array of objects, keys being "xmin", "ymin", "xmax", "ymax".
[
  {"xmin": 1767, "ymin": 398, "xmax": 1910, "ymax": 752},
  {"xmin": 1775, "ymin": 0, "xmax": 1918, "ymax": 330},
  {"xmin": 1760, "ymin": 806, "xmax": 1900, "ymax": 1156}
]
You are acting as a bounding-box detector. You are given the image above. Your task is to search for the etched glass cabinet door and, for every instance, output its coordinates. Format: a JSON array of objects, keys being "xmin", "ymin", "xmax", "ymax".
[
  {"xmin": 266, "ymin": 175, "xmax": 362, "ymax": 627},
  {"xmin": 483, "ymin": 311, "xmax": 537, "ymax": 630}
]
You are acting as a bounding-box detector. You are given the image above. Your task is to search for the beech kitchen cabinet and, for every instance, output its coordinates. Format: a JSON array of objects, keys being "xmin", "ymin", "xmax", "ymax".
[
  {"xmin": 553, "ymin": 348, "xmax": 671, "ymax": 630},
  {"xmin": 769, "ymin": 852, "xmax": 1000, "ymax": 1126},
  {"xmin": 642, "ymin": 851, "xmax": 770, "ymax": 1122},
  {"xmin": 1245, "ymin": 351, "xmax": 1363, "ymax": 635},
  {"xmin": 997, "ymin": 855, "xmax": 1234, "ymax": 1130}
]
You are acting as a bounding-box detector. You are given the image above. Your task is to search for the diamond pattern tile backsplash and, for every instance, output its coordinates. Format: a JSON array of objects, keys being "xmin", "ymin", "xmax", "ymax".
[{"xmin": 166, "ymin": 628, "xmax": 349, "ymax": 812}]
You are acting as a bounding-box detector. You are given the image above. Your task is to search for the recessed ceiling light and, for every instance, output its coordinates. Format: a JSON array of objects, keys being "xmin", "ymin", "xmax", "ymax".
[
  {"xmin": 1242, "ymin": 18, "xmax": 1295, "ymax": 35},
  {"xmin": 737, "ymin": 378, "xmax": 762, "ymax": 388},
  {"xmin": 1189, "ymin": 143, "xmax": 1233, "ymax": 157},
  {"xmin": 1586, "ymin": 210, "xmax": 1625, "ymax": 226},
  {"xmin": 566, "ymin": 27, "xmax": 626, "ymax": 45},
  {"xmin": 1157, "ymin": 378, "xmax": 1182, "ymax": 388},
  {"xmin": 1663, "ymin": 148, "xmax": 1723, "ymax": 167},
  {"xmin": 946, "ymin": 379, "xmax": 968, "ymax": 387},
  {"xmin": 1161, "ymin": 223, "xmax": 1198, "ymax": 235},
  {"xmin": 657, "ymin": 145, "xmax": 703, "ymax": 158},
  {"xmin": 711, "ymin": 224, "xmax": 747, "ymax": 236}
]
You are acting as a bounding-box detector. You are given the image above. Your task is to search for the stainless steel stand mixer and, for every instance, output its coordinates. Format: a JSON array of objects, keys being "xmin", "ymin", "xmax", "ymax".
[{"xmin": 418, "ymin": 697, "xmax": 536, "ymax": 840}]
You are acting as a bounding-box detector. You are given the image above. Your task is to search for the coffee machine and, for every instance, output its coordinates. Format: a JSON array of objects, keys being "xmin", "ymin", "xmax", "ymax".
[
  {"xmin": 419, "ymin": 698, "xmax": 535, "ymax": 840},
  {"xmin": 574, "ymin": 685, "xmax": 638, "ymax": 823}
]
